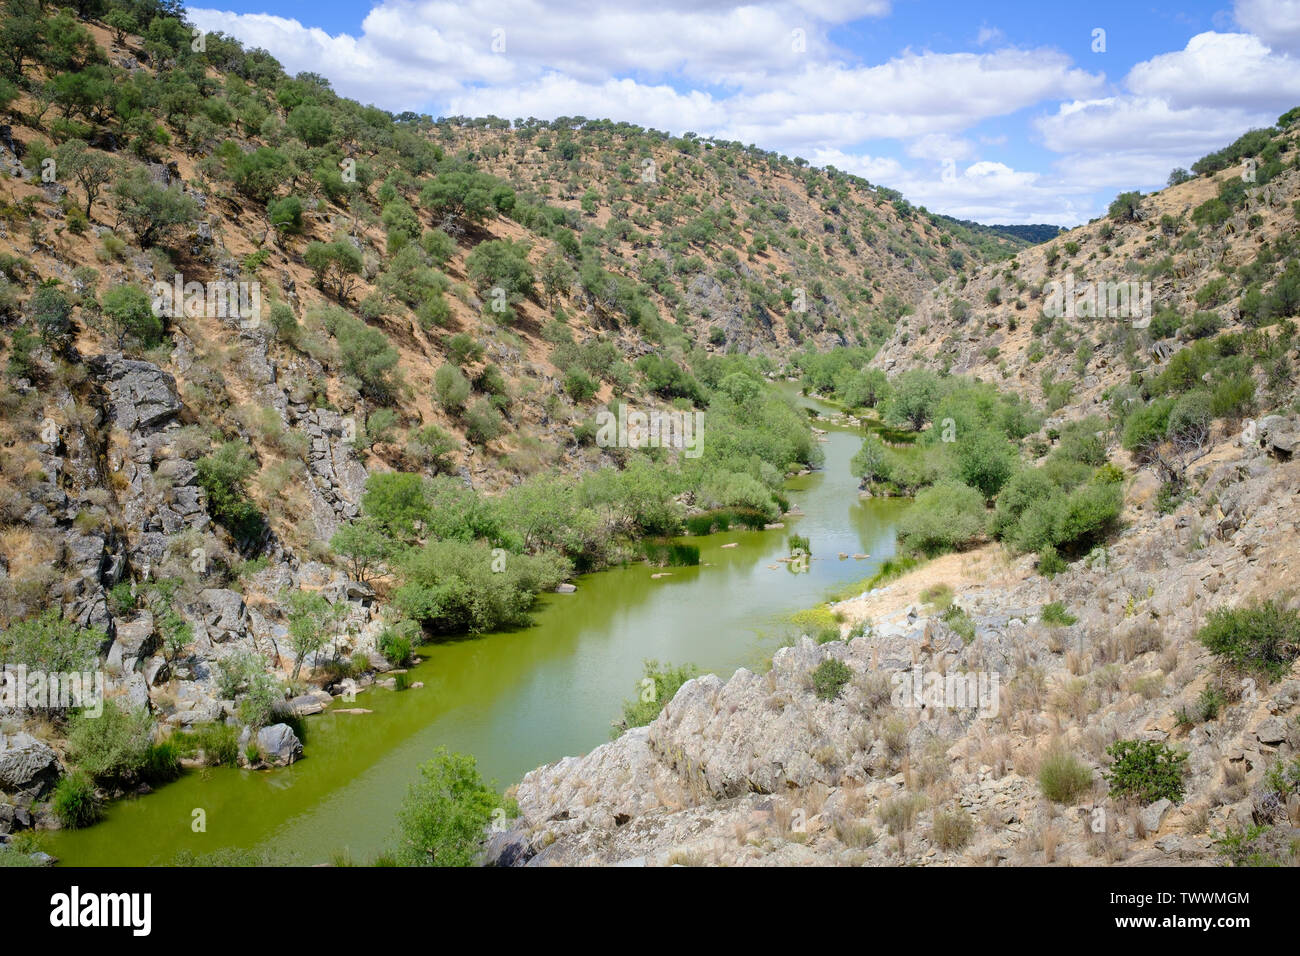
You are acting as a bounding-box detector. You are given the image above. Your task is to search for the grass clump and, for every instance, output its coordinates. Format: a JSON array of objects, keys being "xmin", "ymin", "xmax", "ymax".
[
  {"xmin": 1197, "ymin": 600, "xmax": 1300, "ymax": 677},
  {"xmin": 1038, "ymin": 748, "xmax": 1093, "ymax": 804},
  {"xmin": 1040, "ymin": 601, "xmax": 1077, "ymax": 626}
]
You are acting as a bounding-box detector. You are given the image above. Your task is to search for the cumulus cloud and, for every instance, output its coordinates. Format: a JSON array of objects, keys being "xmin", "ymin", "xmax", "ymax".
[{"xmin": 1235, "ymin": 0, "xmax": 1300, "ymax": 54}]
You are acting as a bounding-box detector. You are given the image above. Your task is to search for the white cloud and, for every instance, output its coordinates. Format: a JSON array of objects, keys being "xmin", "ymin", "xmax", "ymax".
[
  {"xmin": 1126, "ymin": 32, "xmax": 1300, "ymax": 110},
  {"xmin": 1235, "ymin": 0, "xmax": 1300, "ymax": 54}
]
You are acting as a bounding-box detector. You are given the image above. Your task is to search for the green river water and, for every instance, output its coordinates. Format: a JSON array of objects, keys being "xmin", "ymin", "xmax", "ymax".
[{"xmin": 47, "ymin": 392, "xmax": 909, "ymax": 865}]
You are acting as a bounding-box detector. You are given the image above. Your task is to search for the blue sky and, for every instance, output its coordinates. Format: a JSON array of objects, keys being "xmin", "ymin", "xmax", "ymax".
[{"xmin": 189, "ymin": 0, "xmax": 1300, "ymax": 224}]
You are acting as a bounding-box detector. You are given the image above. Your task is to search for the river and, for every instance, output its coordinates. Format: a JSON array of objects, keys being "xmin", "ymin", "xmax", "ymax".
[{"xmin": 47, "ymin": 390, "xmax": 908, "ymax": 865}]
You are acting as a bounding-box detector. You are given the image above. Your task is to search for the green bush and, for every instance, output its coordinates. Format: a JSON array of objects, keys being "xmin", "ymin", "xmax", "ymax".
[
  {"xmin": 1103, "ymin": 740, "xmax": 1188, "ymax": 805},
  {"xmin": 1038, "ymin": 748, "xmax": 1093, "ymax": 804},
  {"xmin": 1197, "ymin": 600, "xmax": 1300, "ymax": 677},
  {"xmin": 196, "ymin": 440, "xmax": 266, "ymax": 545},
  {"xmin": 897, "ymin": 481, "xmax": 986, "ymax": 556},
  {"xmin": 66, "ymin": 701, "xmax": 155, "ymax": 786},
  {"xmin": 615, "ymin": 659, "xmax": 700, "ymax": 735},
  {"xmin": 393, "ymin": 748, "xmax": 504, "ymax": 866},
  {"xmin": 99, "ymin": 283, "xmax": 163, "ymax": 348},
  {"xmin": 811, "ymin": 658, "xmax": 853, "ymax": 701},
  {"xmin": 52, "ymin": 770, "xmax": 100, "ymax": 828},
  {"xmin": 378, "ymin": 627, "xmax": 414, "ymax": 667},
  {"xmin": 1040, "ymin": 601, "xmax": 1077, "ymax": 626},
  {"xmin": 393, "ymin": 539, "xmax": 569, "ymax": 634}
]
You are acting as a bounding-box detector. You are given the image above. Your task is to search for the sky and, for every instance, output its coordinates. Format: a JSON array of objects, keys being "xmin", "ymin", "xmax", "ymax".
[{"xmin": 187, "ymin": 0, "xmax": 1300, "ymax": 226}]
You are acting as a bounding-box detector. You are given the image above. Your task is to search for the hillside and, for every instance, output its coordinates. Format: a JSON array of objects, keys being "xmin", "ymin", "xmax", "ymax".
[{"xmin": 0, "ymin": 0, "xmax": 1022, "ymax": 853}]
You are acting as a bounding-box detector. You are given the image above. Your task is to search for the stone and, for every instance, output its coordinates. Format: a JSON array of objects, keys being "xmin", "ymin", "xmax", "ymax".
[
  {"xmin": 95, "ymin": 356, "xmax": 182, "ymax": 432},
  {"xmin": 1140, "ymin": 798, "xmax": 1172, "ymax": 833},
  {"xmin": 248, "ymin": 723, "xmax": 303, "ymax": 767},
  {"xmin": 0, "ymin": 733, "xmax": 59, "ymax": 796}
]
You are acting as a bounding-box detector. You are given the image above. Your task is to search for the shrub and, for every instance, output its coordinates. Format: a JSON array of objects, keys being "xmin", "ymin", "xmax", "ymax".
[
  {"xmin": 811, "ymin": 658, "xmax": 852, "ymax": 701},
  {"xmin": 394, "ymin": 748, "xmax": 504, "ymax": 866},
  {"xmin": 897, "ymin": 481, "xmax": 986, "ymax": 556},
  {"xmin": 1108, "ymin": 190, "xmax": 1142, "ymax": 222},
  {"xmin": 1197, "ymin": 600, "xmax": 1300, "ymax": 677},
  {"xmin": 434, "ymin": 363, "xmax": 471, "ymax": 411},
  {"xmin": 196, "ymin": 440, "xmax": 265, "ymax": 545},
  {"xmin": 615, "ymin": 659, "xmax": 700, "ymax": 734},
  {"xmin": 463, "ymin": 399, "xmax": 504, "ymax": 445},
  {"xmin": 954, "ymin": 428, "xmax": 1017, "ymax": 498},
  {"xmin": 1103, "ymin": 740, "xmax": 1188, "ymax": 805},
  {"xmin": 379, "ymin": 627, "xmax": 414, "ymax": 667},
  {"xmin": 51, "ymin": 770, "xmax": 100, "ymax": 828},
  {"xmin": 0, "ymin": 609, "xmax": 102, "ymax": 674},
  {"xmin": 267, "ymin": 195, "xmax": 303, "ymax": 233},
  {"xmin": 1038, "ymin": 748, "xmax": 1093, "ymax": 804},
  {"xmin": 1037, "ymin": 545, "xmax": 1068, "ymax": 576},
  {"xmin": 100, "ymin": 282, "xmax": 163, "ymax": 348},
  {"xmin": 932, "ymin": 807, "xmax": 974, "ymax": 850},
  {"xmin": 66, "ymin": 701, "xmax": 155, "ymax": 786},
  {"xmin": 1040, "ymin": 601, "xmax": 1077, "ymax": 626},
  {"xmin": 393, "ymin": 539, "xmax": 569, "ymax": 634}
]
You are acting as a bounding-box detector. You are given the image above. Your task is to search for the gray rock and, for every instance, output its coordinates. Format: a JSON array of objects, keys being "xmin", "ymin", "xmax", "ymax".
[
  {"xmin": 96, "ymin": 356, "xmax": 182, "ymax": 432},
  {"xmin": 1140, "ymin": 798, "xmax": 1172, "ymax": 833},
  {"xmin": 0, "ymin": 733, "xmax": 59, "ymax": 795},
  {"xmin": 245, "ymin": 723, "xmax": 303, "ymax": 767}
]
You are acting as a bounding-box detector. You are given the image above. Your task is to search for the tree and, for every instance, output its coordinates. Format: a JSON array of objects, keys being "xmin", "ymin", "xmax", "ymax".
[
  {"xmin": 419, "ymin": 169, "xmax": 513, "ymax": 227},
  {"xmin": 55, "ymin": 139, "xmax": 115, "ymax": 218},
  {"xmin": 229, "ymin": 146, "xmax": 288, "ymax": 203},
  {"xmin": 394, "ymin": 748, "xmax": 502, "ymax": 866},
  {"xmin": 1108, "ymin": 190, "xmax": 1143, "ymax": 222},
  {"xmin": 882, "ymin": 369, "xmax": 941, "ymax": 431},
  {"xmin": 99, "ymin": 283, "xmax": 163, "ymax": 349},
  {"xmin": 465, "ymin": 238, "xmax": 534, "ymax": 300},
  {"xmin": 287, "ymin": 103, "xmax": 334, "ymax": 146},
  {"xmin": 112, "ymin": 165, "xmax": 200, "ymax": 248},
  {"xmin": 28, "ymin": 283, "xmax": 75, "ymax": 349},
  {"xmin": 105, "ymin": 9, "xmax": 138, "ymax": 44},
  {"xmin": 284, "ymin": 590, "xmax": 335, "ymax": 679},
  {"xmin": 955, "ymin": 428, "xmax": 1017, "ymax": 499},
  {"xmin": 330, "ymin": 518, "xmax": 389, "ymax": 584},
  {"xmin": 304, "ymin": 239, "xmax": 363, "ymax": 300}
]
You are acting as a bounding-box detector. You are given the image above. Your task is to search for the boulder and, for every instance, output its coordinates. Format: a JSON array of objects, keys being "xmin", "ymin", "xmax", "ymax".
[
  {"xmin": 0, "ymin": 733, "xmax": 59, "ymax": 797},
  {"xmin": 244, "ymin": 723, "xmax": 303, "ymax": 767},
  {"xmin": 96, "ymin": 356, "xmax": 181, "ymax": 432}
]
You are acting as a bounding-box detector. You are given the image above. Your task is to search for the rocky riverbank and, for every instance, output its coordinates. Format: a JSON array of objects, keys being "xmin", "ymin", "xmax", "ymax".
[{"xmin": 488, "ymin": 421, "xmax": 1300, "ymax": 866}]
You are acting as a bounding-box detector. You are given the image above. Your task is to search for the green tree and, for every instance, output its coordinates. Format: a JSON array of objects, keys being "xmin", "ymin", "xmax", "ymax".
[
  {"xmin": 111, "ymin": 165, "xmax": 200, "ymax": 248},
  {"xmin": 394, "ymin": 748, "xmax": 503, "ymax": 866},
  {"xmin": 99, "ymin": 283, "xmax": 163, "ymax": 348},
  {"xmin": 286, "ymin": 103, "xmax": 334, "ymax": 146},
  {"xmin": 27, "ymin": 283, "xmax": 75, "ymax": 348},
  {"xmin": 330, "ymin": 518, "xmax": 389, "ymax": 584},
  {"xmin": 54, "ymin": 139, "xmax": 115, "ymax": 218},
  {"xmin": 882, "ymin": 369, "xmax": 942, "ymax": 431},
  {"xmin": 304, "ymin": 239, "xmax": 363, "ymax": 300}
]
